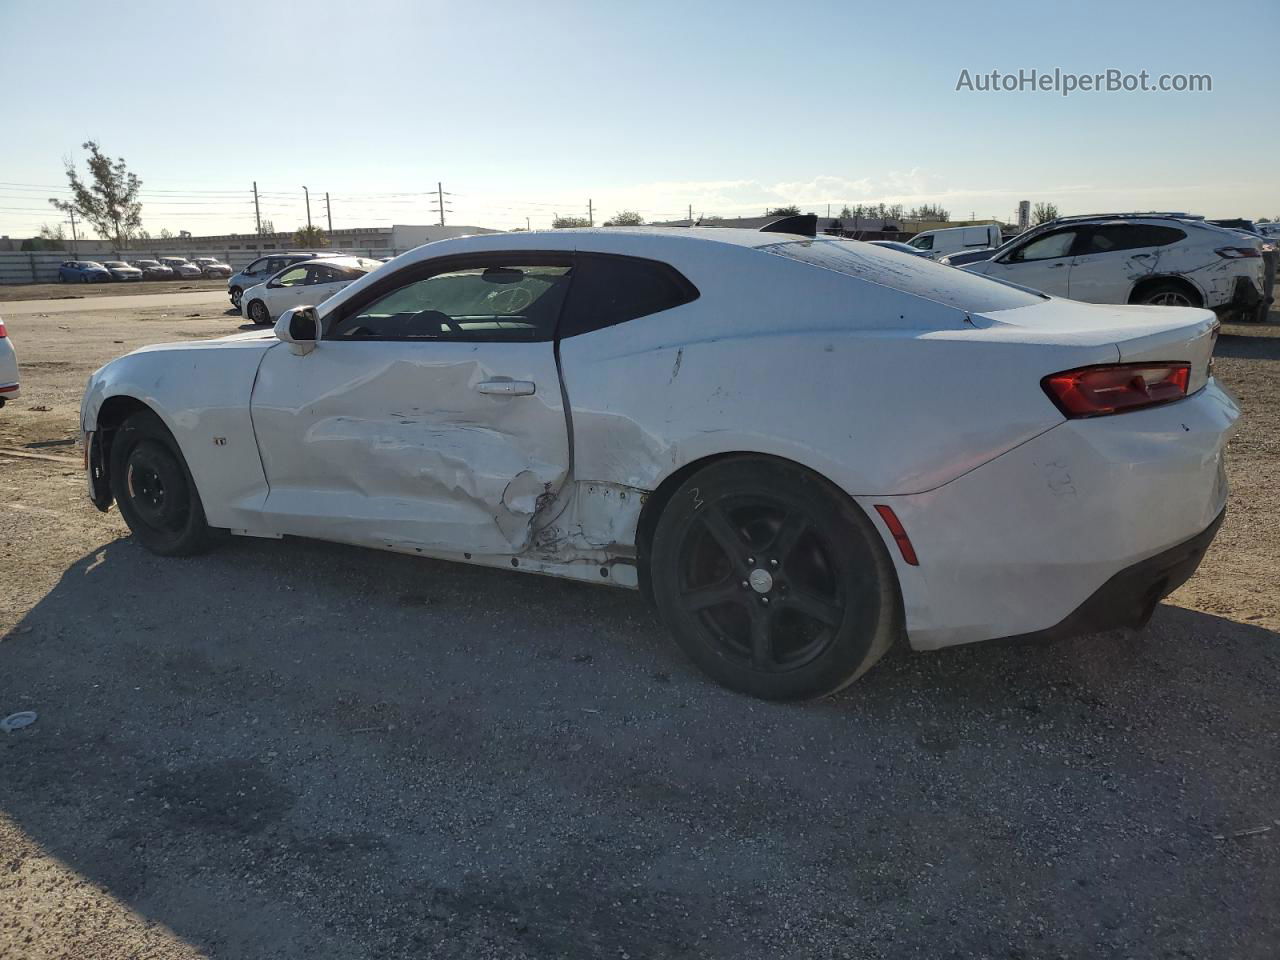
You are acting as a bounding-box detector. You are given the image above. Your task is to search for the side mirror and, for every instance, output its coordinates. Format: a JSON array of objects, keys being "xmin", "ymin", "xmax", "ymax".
[{"xmin": 275, "ymin": 306, "xmax": 320, "ymax": 356}]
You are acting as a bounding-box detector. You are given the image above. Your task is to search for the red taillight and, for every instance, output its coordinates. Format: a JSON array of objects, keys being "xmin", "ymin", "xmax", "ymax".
[
  {"xmin": 1214, "ymin": 246, "xmax": 1260, "ymax": 259},
  {"xmin": 873, "ymin": 504, "xmax": 919, "ymax": 566},
  {"xmin": 1041, "ymin": 363, "xmax": 1191, "ymax": 418},
  {"xmin": 0, "ymin": 320, "xmax": 7, "ymax": 338}
]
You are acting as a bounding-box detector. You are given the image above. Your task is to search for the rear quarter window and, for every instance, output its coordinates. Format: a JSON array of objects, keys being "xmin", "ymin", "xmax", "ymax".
[
  {"xmin": 761, "ymin": 239, "xmax": 1044, "ymax": 312},
  {"xmin": 558, "ymin": 254, "xmax": 699, "ymax": 338}
]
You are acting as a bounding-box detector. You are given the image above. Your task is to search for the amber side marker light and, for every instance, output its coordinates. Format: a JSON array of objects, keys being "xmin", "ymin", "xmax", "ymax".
[
  {"xmin": 1041, "ymin": 362, "xmax": 1191, "ymax": 418},
  {"xmin": 873, "ymin": 504, "xmax": 919, "ymax": 566}
]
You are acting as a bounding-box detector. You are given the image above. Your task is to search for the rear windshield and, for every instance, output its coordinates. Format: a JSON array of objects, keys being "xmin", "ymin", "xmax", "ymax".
[{"xmin": 761, "ymin": 238, "xmax": 1044, "ymax": 312}]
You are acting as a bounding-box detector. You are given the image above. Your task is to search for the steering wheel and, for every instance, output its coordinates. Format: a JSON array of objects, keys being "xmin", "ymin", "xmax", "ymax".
[{"xmin": 486, "ymin": 286, "xmax": 533, "ymax": 315}]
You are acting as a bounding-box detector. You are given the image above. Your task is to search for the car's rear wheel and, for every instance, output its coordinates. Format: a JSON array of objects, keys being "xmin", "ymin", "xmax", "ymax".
[
  {"xmin": 230, "ymin": 287, "xmax": 243, "ymax": 309},
  {"xmin": 109, "ymin": 410, "xmax": 216, "ymax": 556},
  {"xmin": 649, "ymin": 457, "xmax": 901, "ymax": 700},
  {"xmin": 247, "ymin": 299, "xmax": 271, "ymax": 325},
  {"xmin": 1137, "ymin": 282, "xmax": 1200, "ymax": 309}
]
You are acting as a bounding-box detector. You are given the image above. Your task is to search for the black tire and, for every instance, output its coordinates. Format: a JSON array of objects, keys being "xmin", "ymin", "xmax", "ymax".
[
  {"xmin": 109, "ymin": 410, "xmax": 216, "ymax": 556},
  {"xmin": 649, "ymin": 456, "xmax": 901, "ymax": 700},
  {"xmin": 82, "ymin": 274, "xmax": 90, "ymax": 283},
  {"xmin": 248, "ymin": 299, "xmax": 271, "ymax": 325},
  {"xmin": 1135, "ymin": 281, "xmax": 1201, "ymax": 309},
  {"xmin": 230, "ymin": 286, "xmax": 243, "ymax": 309}
]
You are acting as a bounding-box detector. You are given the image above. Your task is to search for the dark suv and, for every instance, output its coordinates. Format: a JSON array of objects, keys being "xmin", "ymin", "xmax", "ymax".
[{"xmin": 227, "ymin": 251, "xmax": 338, "ymax": 309}]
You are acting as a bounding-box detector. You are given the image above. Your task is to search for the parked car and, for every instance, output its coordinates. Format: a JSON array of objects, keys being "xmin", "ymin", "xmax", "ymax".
[
  {"xmin": 904, "ymin": 223, "xmax": 1002, "ymax": 260},
  {"xmin": 102, "ymin": 261, "xmax": 143, "ymax": 282},
  {"xmin": 57, "ymin": 260, "xmax": 111, "ymax": 283},
  {"xmin": 227, "ymin": 252, "xmax": 337, "ymax": 310},
  {"xmin": 131, "ymin": 259, "xmax": 175, "ymax": 280},
  {"xmin": 159, "ymin": 257, "xmax": 203, "ymax": 280},
  {"xmin": 960, "ymin": 215, "xmax": 1275, "ymax": 323},
  {"xmin": 82, "ymin": 226, "xmax": 1236, "ymax": 700},
  {"xmin": 240, "ymin": 257, "xmax": 383, "ymax": 325},
  {"xmin": 867, "ymin": 240, "xmax": 930, "ymax": 256},
  {"xmin": 192, "ymin": 256, "xmax": 232, "ymax": 279},
  {"xmin": 0, "ymin": 317, "xmax": 18, "ymax": 408}
]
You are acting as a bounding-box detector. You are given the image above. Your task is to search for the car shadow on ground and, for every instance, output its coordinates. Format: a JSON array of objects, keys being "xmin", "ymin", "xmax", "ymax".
[
  {"xmin": 1216, "ymin": 328, "xmax": 1280, "ymax": 360},
  {"xmin": 2, "ymin": 535, "xmax": 1278, "ymax": 958}
]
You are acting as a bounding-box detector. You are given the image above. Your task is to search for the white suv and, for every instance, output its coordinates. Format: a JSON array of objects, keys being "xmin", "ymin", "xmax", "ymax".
[{"xmin": 960, "ymin": 215, "xmax": 1275, "ymax": 323}]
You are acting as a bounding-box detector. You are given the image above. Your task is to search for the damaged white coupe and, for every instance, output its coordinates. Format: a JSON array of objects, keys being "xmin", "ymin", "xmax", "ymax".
[{"xmin": 82, "ymin": 219, "xmax": 1238, "ymax": 699}]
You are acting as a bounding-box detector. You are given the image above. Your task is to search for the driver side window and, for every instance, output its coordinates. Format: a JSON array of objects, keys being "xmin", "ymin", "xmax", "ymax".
[{"xmin": 327, "ymin": 260, "xmax": 572, "ymax": 342}]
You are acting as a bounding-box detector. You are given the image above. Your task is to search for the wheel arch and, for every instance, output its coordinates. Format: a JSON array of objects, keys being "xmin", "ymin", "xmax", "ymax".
[{"xmin": 1128, "ymin": 274, "xmax": 1204, "ymax": 307}]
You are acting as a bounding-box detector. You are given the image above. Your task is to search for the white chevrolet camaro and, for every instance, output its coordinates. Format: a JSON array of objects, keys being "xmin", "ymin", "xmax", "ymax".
[{"xmin": 81, "ymin": 221, "xmax": 1238, "ymax": 700}]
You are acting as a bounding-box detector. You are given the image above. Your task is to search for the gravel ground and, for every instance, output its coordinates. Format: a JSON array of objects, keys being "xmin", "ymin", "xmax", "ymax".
[{"xmin": 1, "ymin": 295, "xmax": 1277, "ymax": 959}]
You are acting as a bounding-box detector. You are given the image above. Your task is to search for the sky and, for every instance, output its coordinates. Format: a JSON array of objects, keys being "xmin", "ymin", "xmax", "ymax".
[{"xmin": 1, "ymin": 0, "xmax": 1277, "ymax": 238}]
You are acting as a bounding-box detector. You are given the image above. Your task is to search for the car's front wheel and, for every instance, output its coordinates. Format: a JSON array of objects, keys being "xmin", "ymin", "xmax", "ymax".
[
  {"xmin": 247, "ymin": 299, "xmax": 271, "ymax": 325},
  {"xmin": 649, "ymin": 456, "xmax": 901, "ymax": 700},
  {"xmin": 230, "ymin": 286, "xmax": 243, "ymax": 309},
  {"xmin": 109, "ymin": 410, "xmax": 217, "ymax": 556}
]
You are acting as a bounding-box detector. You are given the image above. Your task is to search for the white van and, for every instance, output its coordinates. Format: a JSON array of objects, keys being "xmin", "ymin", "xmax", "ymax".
[{"xmin": 905, "ymin": 223, "xmax": 1002, "ymax": 260}]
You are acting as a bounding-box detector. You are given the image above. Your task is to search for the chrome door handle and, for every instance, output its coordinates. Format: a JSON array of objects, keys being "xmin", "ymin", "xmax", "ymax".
[
  {"xmin": 1048, "ymin": 262, "xmax": 1066, "ymax": 268},
  {"xmin": 475, "ymin": 379, "xmax": 535, "ymax": 396}
]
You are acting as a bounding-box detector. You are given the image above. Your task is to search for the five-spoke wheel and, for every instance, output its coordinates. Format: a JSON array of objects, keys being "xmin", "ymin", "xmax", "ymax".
[{"xmin": 650, "ymin": 457, "xmax": 901, "ymax": 700}]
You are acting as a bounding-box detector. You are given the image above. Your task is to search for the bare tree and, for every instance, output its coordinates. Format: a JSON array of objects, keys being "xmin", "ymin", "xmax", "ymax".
[
  {"xmin": 48, "ymin": 141, "xmax": 144, "ymax": 248},
  {"xmin": 1032, "ymin": 202, "xmax": 1060, "ymax": 225},
  {"xmin": 260, "ymin": 219, "xmax": 276, "ymax": 235}
]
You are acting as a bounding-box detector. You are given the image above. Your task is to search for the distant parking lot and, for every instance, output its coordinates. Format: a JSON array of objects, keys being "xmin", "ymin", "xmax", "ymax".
[{"xmin": 1, "ymin": 290, "xmax": 1278, "ymax": 958}]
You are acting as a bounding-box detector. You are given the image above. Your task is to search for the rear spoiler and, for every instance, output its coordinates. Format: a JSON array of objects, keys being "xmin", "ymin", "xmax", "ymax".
[{"xmin": 759, "ymin": 214, "xmax": 817, "ymax": 238}]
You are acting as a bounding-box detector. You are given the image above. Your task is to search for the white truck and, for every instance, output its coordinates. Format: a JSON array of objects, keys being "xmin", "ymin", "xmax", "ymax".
[{"xmin": 905, "ymin": 223, "xmax": 1002, "ymax": 260}]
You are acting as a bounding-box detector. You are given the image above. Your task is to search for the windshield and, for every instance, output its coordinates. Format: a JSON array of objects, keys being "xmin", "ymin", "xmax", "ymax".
[
  {"xmin": 761, "ymin": 238, "xmax": 1045, "ymax": 312},
  {"xmin": 104, "ymin": 262, "xmax": 127, "ymax": 268},
  {"xmin": 82, "ymin": 261, "xmax": 104, "ymax": 268}
]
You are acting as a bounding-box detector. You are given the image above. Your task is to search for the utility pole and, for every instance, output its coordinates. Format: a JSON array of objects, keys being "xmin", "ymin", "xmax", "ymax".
[
  {"xmin": 302, "ymin": 186, "xmax": 312, "ymax": 229},
  {"xmin": 827, "ymin": 203, "xmax": 831, "ymax": 218},
  {"xmin": 437, "ymin": 182, "xmax": 445, "ymax": 226},
  {"xmin": 526, "ymin": 217, "xmax": 531, "ymax": 231},
  {"xmin": 587, "ymin": 199, "xmax": 593, "ymax": 227},
  {"xmin": 325, "ymin": 192, "xmax": 333, "ymax": 233},
  {"xmin": 253, "ymin": 181, "xmax": 262, "ymax": 235},
  {"xmin": 64, "ymin": 209, "xmax": 79, "ymax": 257},
  {"xmin": 688, "ymin": 203, "xmax": 693, "ymax": 222}
]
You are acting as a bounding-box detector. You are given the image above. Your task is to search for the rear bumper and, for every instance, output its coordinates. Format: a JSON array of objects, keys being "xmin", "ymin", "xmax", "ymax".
[
  {"xmin": 1212, "ymin": 267, "xmax": 1274, "ymax": 322},
  {"xmin": 0, "ymin": 383, "xmax": 19, "ymax": 402},
  {"xmin": 865, "ymin": 380, "xmax": 1238, "ymax": 651},
  {"xmin": 1000, "ymin": 508, "xmax": 1224, "ymax": 643}
]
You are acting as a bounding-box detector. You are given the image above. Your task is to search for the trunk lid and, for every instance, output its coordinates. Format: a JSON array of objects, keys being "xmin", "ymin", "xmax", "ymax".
[{"xmin": 972, "ymin": 298, "xmax": 1219, "ymax": 393}]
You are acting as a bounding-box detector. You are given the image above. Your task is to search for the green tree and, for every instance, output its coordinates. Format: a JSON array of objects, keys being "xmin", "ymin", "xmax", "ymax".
[
  {"xmin": 1032, "ymin": 202, "xmax": 1060, "ymax": 225},
  {"xmin": 766, "ymin": 205, "xmax": 801, "ymax": 217},
  {"xmin": 294, "ymin": 224, "xmax": 329, "ymax": 247},
  {"xmin": 48, "ymin": 140, "xmax": 143, "ymax": 248},
  {"xmin": 552, "ymin": 215, "xmax": 591, "ymax": 228},
  {"xmin": 603, "ymin": 210, "xmax": 644, "ymax": 226},
  {"xmin": 159, "ymin": 228, "xmax": 174, "ymax": 240}
]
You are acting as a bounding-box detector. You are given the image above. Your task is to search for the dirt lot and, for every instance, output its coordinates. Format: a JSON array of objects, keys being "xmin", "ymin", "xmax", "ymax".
[{"xmin": 1, "ymin": 294, "xmax": 1278, "ymax": 959}]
